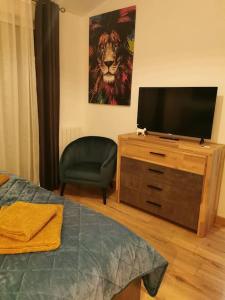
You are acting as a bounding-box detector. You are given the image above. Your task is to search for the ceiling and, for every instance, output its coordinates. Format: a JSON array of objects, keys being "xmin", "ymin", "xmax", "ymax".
[{"xmin": 56, "ymin": 0, "xmax": 107, "ymax": 15}]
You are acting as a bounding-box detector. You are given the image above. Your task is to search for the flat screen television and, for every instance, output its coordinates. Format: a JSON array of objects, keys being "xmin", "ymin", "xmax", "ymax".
[{"xmin": 137, "ymin": 87, "xmax": 218, "ymax": 139}]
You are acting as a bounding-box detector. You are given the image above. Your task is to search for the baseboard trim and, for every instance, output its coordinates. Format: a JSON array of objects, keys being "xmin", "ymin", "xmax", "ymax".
[{"xmin": 215, "ymin": 216, "xmax": 225, "ymax": 227}]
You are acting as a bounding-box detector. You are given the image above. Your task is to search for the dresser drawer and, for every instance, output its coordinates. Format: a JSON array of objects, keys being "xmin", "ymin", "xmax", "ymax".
[
  {"xmin": 121, "ymin": 143, "xmax": 206, "ymax": 175},
  {"xmin": 120, "ymin": 186, "xmax": 163, "ymax": 217},
  {"xmin": 141, "ymin": 162, "xmax": 203, "ymax": 204},
  {"xmin": 140, "ymin": 180, "xmax": 202, "ymax": 207},
  {"xmin": 121, "ymin": 143, "xmax": 179, "ymax": 168},
  {"xmin": 121, "ymin": 158, "xmax": 203, "ymax": 205},
  {"xmin": 120, "ymin": 157, "xmax": 142, "ymax": 190},
  {"xmin": 141, "ymin": 162, "xmax": 171, "ymax": 188},
  {"xmin": 120, "ymin": 170, "xmax": 141, "ymax": 191},
  {"xmin": 139, "ymin": 195, "xmax": 200, "ymax": 230},
  {"xmin": 121, "ymin": 155, "xmax": 143, "ymax": 173},
  {"xmin": 120, "ymin": 186, "xmax": 199, "ymax": 230},
  {"xmin": 120, "ymin": 186, "xmax": 140, "ymax": 207},
  {"xmin": 120, "ymin": 156, "xmax": 202, "ymax": 230}
]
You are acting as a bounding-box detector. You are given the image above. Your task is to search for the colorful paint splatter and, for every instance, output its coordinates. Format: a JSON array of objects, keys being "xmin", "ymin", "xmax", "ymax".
[{"xmin": 89, "ymin": 6, "xmax": 136, "ymax": 105}]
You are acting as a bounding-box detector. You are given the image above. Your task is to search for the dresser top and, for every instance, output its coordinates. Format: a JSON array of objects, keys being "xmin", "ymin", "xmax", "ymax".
[{"xmin": 118, "ymin": 133, "xmax": 225, "ymax": 156}]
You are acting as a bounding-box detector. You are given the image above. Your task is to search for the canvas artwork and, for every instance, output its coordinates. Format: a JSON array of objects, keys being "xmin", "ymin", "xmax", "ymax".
[{"xmin": 89, "ymin": 6, "xmax": 136, "ymax": 105}]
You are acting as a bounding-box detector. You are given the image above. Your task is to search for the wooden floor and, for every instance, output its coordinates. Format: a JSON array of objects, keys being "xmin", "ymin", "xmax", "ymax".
[{"xmin": 60, "ymin": 184, "xmax": 225, "ymax": 300}]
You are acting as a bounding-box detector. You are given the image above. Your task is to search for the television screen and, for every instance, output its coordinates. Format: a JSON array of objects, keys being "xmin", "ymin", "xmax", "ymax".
[{"xmin": 137, "ymin": 87, "xmax": 218, "ymax": 139}]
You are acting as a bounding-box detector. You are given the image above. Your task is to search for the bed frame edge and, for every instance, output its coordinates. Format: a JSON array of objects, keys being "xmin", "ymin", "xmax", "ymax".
[{"xmin": 113, "ymin": 278, "xmax": 141, "ymax": 300}]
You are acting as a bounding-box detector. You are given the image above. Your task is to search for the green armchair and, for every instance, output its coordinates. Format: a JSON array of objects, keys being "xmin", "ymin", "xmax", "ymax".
[{"xmin": 59, "ymin": 136, "xmax": 117, "ymax": 204}]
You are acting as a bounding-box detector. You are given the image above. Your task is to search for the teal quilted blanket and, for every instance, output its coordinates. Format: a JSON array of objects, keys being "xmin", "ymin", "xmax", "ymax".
[{"xmin": 0, "ymin": 175, "xmax": 168, "ymax": 299}]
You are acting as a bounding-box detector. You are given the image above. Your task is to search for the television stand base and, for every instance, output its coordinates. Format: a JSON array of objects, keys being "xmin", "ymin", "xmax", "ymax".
[
  {"xmin": 200, "ymin": 138, "xmax": 205, "ymax": 145},
  {"xmin": 159, "ymin": 135, "xmax": 179, "ymax": 141}
]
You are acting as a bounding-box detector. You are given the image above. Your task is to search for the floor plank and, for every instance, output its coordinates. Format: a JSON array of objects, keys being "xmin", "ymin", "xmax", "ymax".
[{"xmin": 58, "ymin": 184, "xmax": 225, "ymax": 300}]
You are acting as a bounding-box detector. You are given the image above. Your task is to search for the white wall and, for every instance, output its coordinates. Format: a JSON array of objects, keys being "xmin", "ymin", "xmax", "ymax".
[
  {"xmin": 60, "ymin": 11, "xmax": 86, "ymax": 132},
  {"xmin": 60, "ymin": 0, "xmax": 225, "ymax": 216}
]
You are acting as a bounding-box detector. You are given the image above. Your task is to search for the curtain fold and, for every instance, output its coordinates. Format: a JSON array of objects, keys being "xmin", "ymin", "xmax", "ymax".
[
  {"xmin": 0, "ymin": 0, "xmax": 39, "ymax": 183},
  {"xmin": 34, "ymin": 0, "xmax": 60, "ymax": 190}
]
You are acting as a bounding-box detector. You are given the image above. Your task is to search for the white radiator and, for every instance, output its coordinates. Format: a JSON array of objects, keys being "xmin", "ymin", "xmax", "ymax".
[{"xmin": 59, "ymin": 127, "xmax": 82, "ymax": 155}]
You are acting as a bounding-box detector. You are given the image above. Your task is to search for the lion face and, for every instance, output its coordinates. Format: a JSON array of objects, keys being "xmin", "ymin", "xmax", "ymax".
[{"xmin": 97, "ymin": 31, "xmax": 121, "ymax": 83}]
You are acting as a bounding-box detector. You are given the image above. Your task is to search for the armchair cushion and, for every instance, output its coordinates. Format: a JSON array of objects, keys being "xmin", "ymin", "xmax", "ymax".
[{"xmin": 65, "ymin": 162, "xmax": 101, "ymax": 182}]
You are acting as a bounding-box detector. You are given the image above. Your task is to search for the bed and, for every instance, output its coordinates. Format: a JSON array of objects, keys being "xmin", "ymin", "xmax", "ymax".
[{"xmin": 0, "ymin": 174, "xmax": 168, "ymax": 300}]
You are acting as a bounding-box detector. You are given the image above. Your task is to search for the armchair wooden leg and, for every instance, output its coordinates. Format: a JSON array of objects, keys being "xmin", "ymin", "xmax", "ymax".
[
  {"xmin": 60, "ymin": 183, "xmax": 66, "ymax": 196},
  {"xmin": 102, "ymin": 188, "xmax": 107, "ymax": 205}
]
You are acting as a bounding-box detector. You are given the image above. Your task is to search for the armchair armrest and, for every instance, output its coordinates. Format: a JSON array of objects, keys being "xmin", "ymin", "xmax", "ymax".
[
  {"xmin": 59, "ymin": 142, "xmax": 80, "ymax": 181},
  {"xmin": 100, "ymin": 146, "xmax": 117, "ymax": 186},
  {"xmin": 101, "ymin": 146, "xmax": 117, "ymax": 169}
]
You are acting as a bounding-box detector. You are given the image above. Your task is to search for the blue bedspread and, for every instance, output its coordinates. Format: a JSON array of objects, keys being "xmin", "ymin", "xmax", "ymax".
[{"xmin": 0, "ymin": 175, "xmax": 168, "ymax": 299}]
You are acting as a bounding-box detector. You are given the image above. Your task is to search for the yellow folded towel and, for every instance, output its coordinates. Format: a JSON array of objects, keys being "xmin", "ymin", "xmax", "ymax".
[
  {"xmin": 0, "ymin": 204, "xmax": 63, "ymax": 254},
  {"xmin": 0, "ymin": 174, "xmax": 10, "ymax": 186},
  {"xmin": 0, "ymin": 201, "xmax": 58, "ymax": 241}
]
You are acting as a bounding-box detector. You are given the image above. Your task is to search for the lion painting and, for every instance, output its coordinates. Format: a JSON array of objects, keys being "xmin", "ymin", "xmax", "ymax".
[{"xmin": 89, "ymin": 6, "xmax": 136, "ymax": 105}]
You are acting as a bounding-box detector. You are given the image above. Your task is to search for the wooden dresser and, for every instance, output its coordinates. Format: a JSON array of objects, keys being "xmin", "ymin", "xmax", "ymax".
[{"xmin": 116, "ymin": 133, "xmax": 225, "ymax": 237}]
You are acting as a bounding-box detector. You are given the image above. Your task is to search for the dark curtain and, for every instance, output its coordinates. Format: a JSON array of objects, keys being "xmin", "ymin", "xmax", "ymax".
[{"xmin": 34, "ymin": 0, "xmax": 60, "ymax": 190}]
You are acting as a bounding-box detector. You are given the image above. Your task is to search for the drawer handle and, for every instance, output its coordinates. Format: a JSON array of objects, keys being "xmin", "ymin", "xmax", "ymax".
[
  {"xmin": 146, "ymin": 200, "xmax": 162, "ymax": 208},
  {"xmin": 148, "ymin": 168, "xmax": 164, "ymax": 174},
  {"xmin": 150, "ymin": 151, "xmax": 166, "ymax": 157},
  {"xmin": 147, "ymin": 184, "xmax": 162, "ymax": 191}
]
